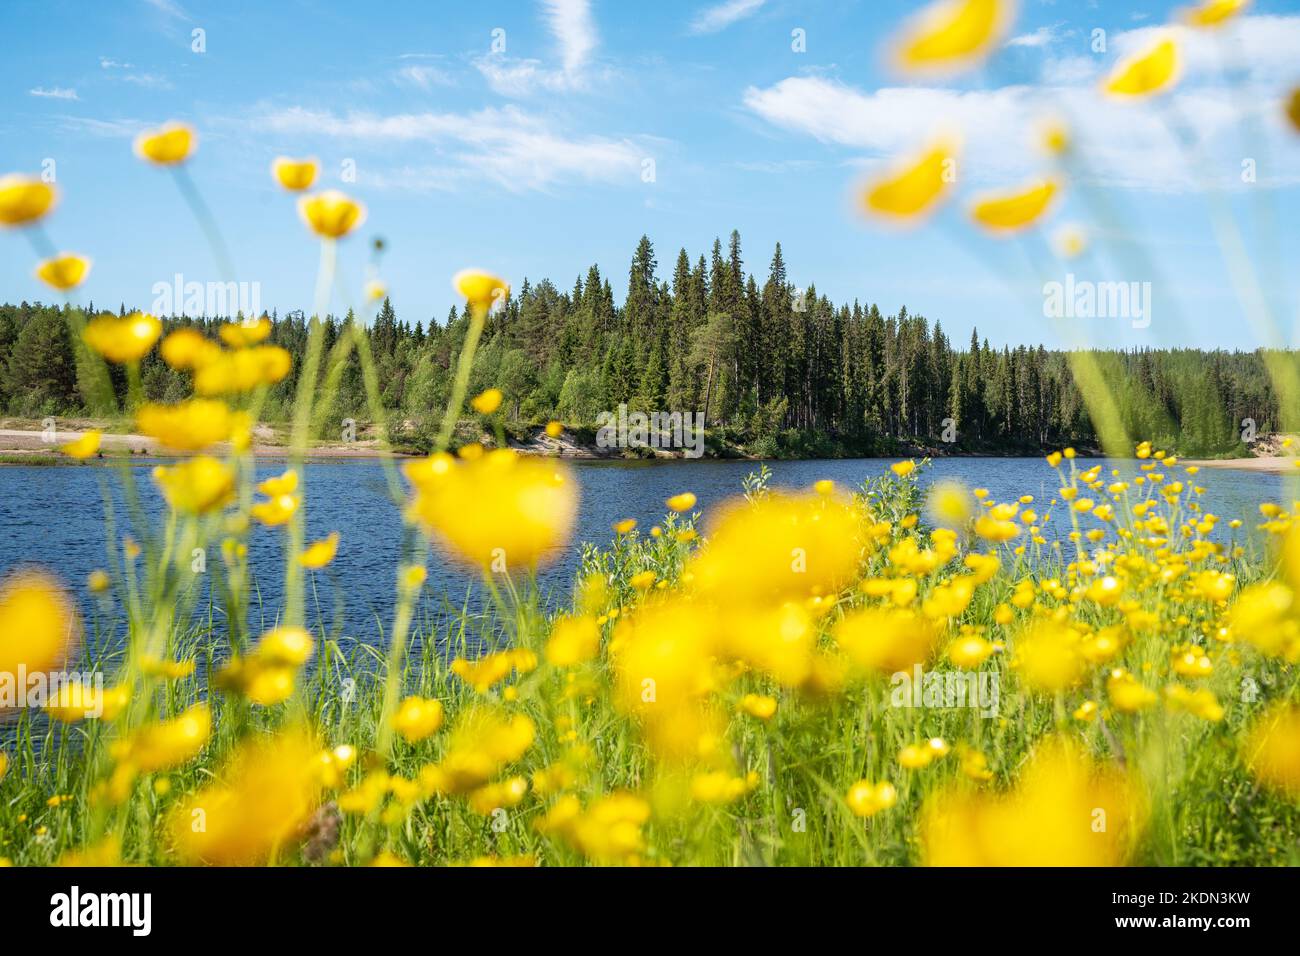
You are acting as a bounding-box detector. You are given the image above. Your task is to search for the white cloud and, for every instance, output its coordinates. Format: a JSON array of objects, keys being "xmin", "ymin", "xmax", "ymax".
[
  {"xmin": 395, "ymin": 64, "xmax": 453, "ymax": 90},
  {"xmin": 542, "ymin": 0, "xmax": 597, "ymax": 74},
  {"xmin": 99, "ymin": 57, "xmax": 133, "ymax": 69},
  {"xmin": 1007, "ymin": 25, "xmax": 1062, "ymax": 48},
  {"xmin": 121, "ymin": 72, "xmax": 172, "ymax": 89},
  {"xmin": 689, "ymin": 0, "xmax": 765, "ymax": 35},
  {"xmin": 29, "ymin": 86, "xmax": 79, "ymax": 100},
  {"xmin": 253, "ymin": 105, "xmax": 647, "ymax": 192}
]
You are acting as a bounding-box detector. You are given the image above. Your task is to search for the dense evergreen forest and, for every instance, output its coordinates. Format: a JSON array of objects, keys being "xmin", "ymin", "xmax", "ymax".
[{"xmin": 0, "ymin": 232, "xmax": 1286, "ymax": 457}]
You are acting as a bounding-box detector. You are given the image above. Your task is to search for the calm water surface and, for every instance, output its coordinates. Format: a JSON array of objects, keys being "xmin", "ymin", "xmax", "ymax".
[{"xmin": 0, "ymin": 457, "xmax": 1281, "ymax": 649}]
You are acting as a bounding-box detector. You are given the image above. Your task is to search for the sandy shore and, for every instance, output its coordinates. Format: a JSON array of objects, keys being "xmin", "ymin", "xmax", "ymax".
[
  {"xmin": 1184, "ymin": 456, "xmax": 1295, "ymax": 474},
  {"xmin": 0, "ymin": 427, "xmax": 408, "ymax": 460}
]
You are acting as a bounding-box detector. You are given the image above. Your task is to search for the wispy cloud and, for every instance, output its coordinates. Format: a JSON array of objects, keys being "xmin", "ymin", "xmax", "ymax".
[
  {"xmin": 29, "ymin": 87, "xmax": 80, "ymax": 101},
  {"xmin": 689, "ymin": 0, "xmax": 765, "ymax": 35},
  {"xmin": 1007, "ymin": 24, "xmax": 1065, "ymax": 48},
  {"xmin": 141, "ymin": 0, "xmax": 188, "ymax": 20},
  {"xmin": 253, "ymin": 105, "xmax": 647, "ymax": 192},
  {"xmin": 99, "ymin": 57, "xmax": 134, "ymax": 69},
  {"xmin": 121, "ymin": 73, "xmax": 173, "ymax": 89},
  {"xmin": 476, "ymin": 0, "xmax": 602, "ymax": 97},
  {"xmin": 395, "ymin": 64, "xmax": 454, "ymax": 91}
]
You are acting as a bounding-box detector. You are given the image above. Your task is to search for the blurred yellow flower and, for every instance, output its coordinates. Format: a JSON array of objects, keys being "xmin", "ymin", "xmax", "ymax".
[
  {"xmin": 251, "ymin": 493, "xmax": 299, "ymax": 527},
  {"xmin": 0, "ymin": 174, "xmax": 57, "ymax": 227},
  {"xmin": 666, "ymin": 492, "xmax": 697, "ymax": 512},
  {"xmin": 59, "ymin": 430, "xmax": 101, "ymax": 460},
  {"xmin": 1103, "ymin": 36, "xmax": 1180, "ymax": 99},
  {"xmin": 1180, "ymin": 0, "xmax": 1250, "ymax": 28},
  {"xmin": 1014, "ymin": 620, "xmax": 1085, "ymax": 692},
  {"xmin": 45, "ymin": 681, "xmax": 128, "ymax": 723},
  {"xmin": 299, "ymin": 532, "xmax": 340, "ymax": 569},
  {"xmin": 1245, "ymin": 704, "xmax": 1300, "ymax": 796},
  {"xmin": 470, "ymin": 387, "xmax": 503, "ymax": 414},
  {"xmin": 860, "ymin": 138, "xmax": 958, "ymax": 222},
  {"xmin": 83, "ymin": 312, "xmax": 162, "ymax": 364},
  {"xmin": 134, "ymin": 122, "xmax": 196, "ymax": 164},
  {"xmin": 419, "ymin": 707, "xmax": 535, "ymax": 794},
  {"xmin": 136, "ymin": 399, "xmax": 235, "ymax": 451},
  {"xmin": 87, "ymin": 569, "xmax": 110, "ymax": 593},
  {"xmin": 1052, "ymin": 223, "xmax": 1088, "ymax": 259},
  {"xmin": 545, "ymin": 614, "xmax": 601, "ymax": 666},
  {"xmin": 739, "ymin": 693, "xmax": 778, "ymax": 720},
  {"xmin": 536, "ymin": 791, "xmax": 650, "ymax": 863},
  {"xmin": 35, "ymin": 253, "xmax": 91, "ymax": 291},
  {"xmin": 271, "ymin": 156, "xmax": 319, "ymax": 191},
  {"xmin": 217, "ymin": 627, "xmax": 314, "ymax": 706},
  {"xmin": 117, "ymin": 704, "xmax": 211, "ymax": 772},
  {"xmin": 891, "ymin": 0, "xmax": 1014, "ymax": 74},
  {"xmin": 160, "ymin": 327, "xmax": 221, "ymax": 370},
  {"xmin": 0, "ymin": 570, "xmax": 78, "ymax": 701},
  {"xmin": 192, "ymin": 344, "xmax": 292, "ymax": 394},
  {"xmin": 405, "ymin": 450, "xmax": 578, "ymax": 571},
  {"xmin": 218, "ymin": 317, "xmax": 272, "ymax": 348},
  {"xmin": 393, "ymin": 695, "xmax": 446, "ymax": 742},
  {"xmin": 970, "ymin": 178, "xmax": 1058, "ymax": 234},
  {"xmin": 836, "ymin": 607, "xmax": 937, "ymax": 674},
  {"xmin": 152, "ymin": 456, "xmax": 236, "ymax": 514},
  {"xmin": 847, "ymin": 780, "xmax": 897, "ymax": 817},
  {"xmin": 453, "ymin": 269, "xmax": 509, "ymax": 314},
  {"xmin": 545, "ymin": 420, "xmax": 564, "ymax": 438},
  {"xmin": 298, "ymin": 189, "xmax": 366, "ymax": 238}
]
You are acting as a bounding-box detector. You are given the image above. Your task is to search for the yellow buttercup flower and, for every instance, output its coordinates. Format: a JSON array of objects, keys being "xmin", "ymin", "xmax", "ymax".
[
  {"xmin": 1245, "ymin": 704, "xmax": 1300, "ymax": 797},
  {"xmin": 192, "ymin": 345, "xmax": 292, "ymax": 394},
  {"xmin": 217, "ymin": 627, "xmax": 315, "ymax": 706},
  {"xmin": 258, "ymin": 469, "xmax": 298, "ymax": 497},
  {"xmin": 1180, "ymin": 0, "xmax": 1250, "ymax": 28},
  {"xmin": 393, "ymin": 696, "xmax": 446, "ymax": 743},
  {"xmin": 152, "ymin": 456, "xmax": 236, "ymax": 514},
  {"xmin": 405, "ymin": 450, "xmax": 578, "ymax": 571},
  {"xmin": 892, "ymin": 0, "xmax": 1014, "ymax": 74},
  {"xmin": 159, "ymin": 327, "xmax": 221, "ymax": 370},
  {"xmin": 299, "ymin": 532, "xmax": 340, "ymax": 569},
  {"xmin": 0, "ymin": 174, "xmax": 57, "ymax": 227},
  {"xmin": 470, "ymin": 388, "xmax": 503, "ymax": 414},
  {"xmin": 419, "ymin": 706, "xmax": 535, "ymax": 794},
  {"xmin": 87, "ymin": 569, "xmax": 110, "ymax": 593},
  {"xmin": 169, "ymin": 729, "xmax": 323, "ymax": 865},
  {"xmin": 613, "ymin": 518, "xmax": 637, "ymax": 535},
  {"xmin": 251, "ymin": 494, "xmax": 299, "ymax": 527},
  {"xmin": 136, "ymin": 399, "xmax": 235, "ymax": 451},
  {"xmin": 271, "ymin": 156, "xmax": 319, "ymax": 191},
  {"xmin": 666, "ymin": 492, "xmax": 697, "ymax": 512},
  {"xmin": 116, "ymin": 704, "xmax": 211, "ymax": 772},
  {"xmin": 298, "ymin": 190, "xmax": 366, "ymax": 239},
  {"xmin": 364, "ymin": 279, "xmax": 387, "ymax": 301},
  {"xmin": 134, "ymin": 122, "xmax": 196, "ymax": 165},
  {"xmin": 535, "ymin": 791, "xmax": 650, "ymax": 863},
  {"xmin": 890, "ymin": 459, "xmax": 916, "ymax": 478},
  {"xmin": 1103, "ymin": 36, "xmax": 1180, "ymax": 99},
  {"xmin": 453, "ymin": 270, "xmax": 510, "ymax": 314},
  {"xmin": 545, "ymin": 615, "xmax": 601, "ymax": 666},
  {"xmin": 0, "ymin": 752, "xmax": 7, "ymax": 784},
  {"xmin": 1014, "ymin": 620, "xmax": 1085, "ymax": 692},
  {"xmin": 59, "ymin": 430, "xmax": 101, "ymax": 460},
  {"xmin": 970, "ymin": 178, "xmax": 1058, "ymax": 234},
  {"xmin": 836, "ymin": 608, "xmax": 937, "ymax": 674},
  {"xmin": 82, "ymin": 312, "xmax": 162, "ymax": 364},
  {"xmin": 846, "ymin": 780, "xmax": 897, "ymax": 817},
  {"xmin": 860, "ymin": 138, "xmax": 958, "ymax": 222},
  {"xmin": 35, "ymin": 253, "xmax": 91, "ymax": 291},
  {"xmin": 0, "ymin": 570, "xmax": 78, "ymax": 704},
  {"xmin": 739, "ymin": 693, "xmax": 778, "ymax": 720},
  {"xmin": 545, "ymin": 420, "xmax": 564, "ymax": 438},
  {"xmin": 218, "ymin": 317, "xmax": 272, "ymax": 348},
  {"xmin": 45, "ymin": 681, "xmax": 128, "ymax": 723}
]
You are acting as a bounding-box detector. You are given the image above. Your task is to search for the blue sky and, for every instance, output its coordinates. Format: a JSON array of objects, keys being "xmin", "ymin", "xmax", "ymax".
[{"xmin": 3, "ymin": 0, "xmax": 1299, "ymax": 350}]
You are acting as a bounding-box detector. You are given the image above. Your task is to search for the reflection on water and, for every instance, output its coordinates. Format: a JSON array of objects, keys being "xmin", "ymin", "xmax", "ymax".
[{"xmin": 0, "ymin": 456, "xmax": 1280, "ymax": 651}]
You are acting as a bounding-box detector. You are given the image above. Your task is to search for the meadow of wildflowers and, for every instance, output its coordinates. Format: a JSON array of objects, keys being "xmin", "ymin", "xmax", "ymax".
[{"xmin": 0, "ymin": 0, "xmax": 1299, "ymax": 871}]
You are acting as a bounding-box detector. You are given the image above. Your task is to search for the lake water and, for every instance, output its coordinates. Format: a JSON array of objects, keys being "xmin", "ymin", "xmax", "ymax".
[{"xmin": 0, "ymin": 457, "xmax": 1282, "ymax": 649}]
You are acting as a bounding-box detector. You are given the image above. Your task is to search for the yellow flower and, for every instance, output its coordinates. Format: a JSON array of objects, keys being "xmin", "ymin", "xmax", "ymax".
[
  {"xmin": 393, "ymin": 695, "xmax": 446, "ymax": 742},
  {"xmin": 116, "ymin": 704, "xmax": 211, "ymax": 772},
  {"xmin": 545, "ymin": 420, "xmax": 564, "ymax": 438},
  {"xmin": 217, "ymin": 627, "xmax": 315, "ymax": 706},
  {"xmin": 364, "ymin": 279, "xmax": 387, "ymax": 301},
  {"xmin": 890, "ymin": 459, "xmax": 916, "ymax": 478},
  {"xmin": 83, "ymin": 312, "xmax": 162, "ymax": 363},
  {"xmin": 613, "ymin": 518, "xmax": 637, "ymax": 535},
  {"xmin": 545, "ymin": 615, "xmax": 601, "ymax": 666},
  {"xmin": 1052, "ymin": 223, "xmax": 1087, "ymax": 259},
  {"xmin": 846, "ymin": 780, "xmax": 897, "ymax": 817},
  {"xmin": 152, "ymin": 456, "xmax": 236, "ymax": 514},
  {"xmin": 922, "ymin": 736, "xmax": 1143, "ymax": 865},
  {"xmin": 0, "ymin": 570, "xmax": 78, "ymax": 703},
  {"xmin": 860, "ymin": 138, "xmax": 958, "ymax": 221},
  {"xmin": 0, "ymin": 752, "xmax": 7, "ymax": 784},
  {"xmin": 419, "ymin": 706, "xmax": 535, "ymax": 794},
  {"xmin": 169, "ymin": 729, "xmax": 323, "ymax": 865},
  {"xmin": 1180, "ymin": 0, "xmax": 1250, "ymax": 28},
  {"xmin": 45, "ymin": 681, "xmax": 127, "ymax": 723},
  {"xmin": 160, "ymin": 327, "xmax": 221, "ymax": 370},
  {"xmin": 136, "ymin": 399, "xmax": 235, "ymax": 451},
  {"xmin": 535, "ymin": 792, "xmax": 650, "ymax": 863},
  {"xmin": 1106, "ymin": 669, "xmax": 1157, "ymax": 713},
  {"xmin": 891, "ymin": 0, "xmax": 1013, "ymax": 74},
  {"xmin": 59, "ymin": 430, "xmax": 101, "ymax": 460},
  {"xmin": 1244, "ymin": 704, "xmax": 1300, "ymax": 797},
  {"xmin": 251, "ymin": 493, "xmax": 299, "ymax": 527},
  {"xmin": 257, "ymin": 469, "xmax": 298, "ymax": 497},
  {"xmin": 271, "ymin": 156, "xmax": 319, "ymax": 191},
  {"xmin": 691, "ymin": 769, "xmax": 760, "ymax": 804},
  {"xmin": 405, "ymin": 450, "xmax": 578, "ymax": 571},
  {"xmin": 947, "ymin": 634, "xmax": 994, "ymax": 668},
  {"xmin": 468, "ymin": 776, "xmax": 529, "ymax": 815},
  {"xmin": 666, "ymin": 492, "xmax": 697, "ymax": 512},
  {"xmin": 0, "ymin": 174, "xmax": 58, "ymax": 227},
  {"xmin": 1103, "ymin": 36, "xmax": 1180, "ymax": 99},
  {"xmin": 299, "ymin": 532, "xmax": 340, "ymax": 569},
  {"xmin": 1014, "ymin": 620, "xmax": 1084, "ymax": 692},
  {"xmin": 453, "ymin": 270, "xmax": 510, "ymax": 314},
  {"xmin": 836, "ymin": 607, "xmax": 937, "ymax": 674},
  {"xmin": 927, "ymin": 479, "xmax": 973, "ymax": 527},
  {"xmin": 739, "ymin": 693, "xmax": 778, "ymax": 720},
  {"xmin": 298, "ymin": 189, "xmax": 366, "ymax": 239},
  {"xmin": 970, "ymin": 178, "xmax": 1059, "ymax": 234},
  {"xmin": 87, "ymin": 569, "xmax": 110, "ymax": 593},
  {"xmin": 218, "ymin": 317, "xmax": 272, "ymax": 348},
  {"xmin": 35, "ymin": 253, "xmax": 91, "ymax": 291},
  {"xmin": 192, "ymin": 345, "xmax": 292, "ymax": 394},
  {"xmin": 452, "ymin": 648, "xmax": 537, "ymax": 693},
  {"xmin": 470, "ymin": 388, "xmax": 503, "ymax": 414},
  {"xmin": 134, "ymin": 122, "xmax": 196, "ymax": 164}
]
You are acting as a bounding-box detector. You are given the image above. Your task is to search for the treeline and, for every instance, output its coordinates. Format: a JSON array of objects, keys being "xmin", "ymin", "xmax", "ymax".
[{"xmin": 0, "ymin": 231, "xmax": 1285, "ymax": 456}]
